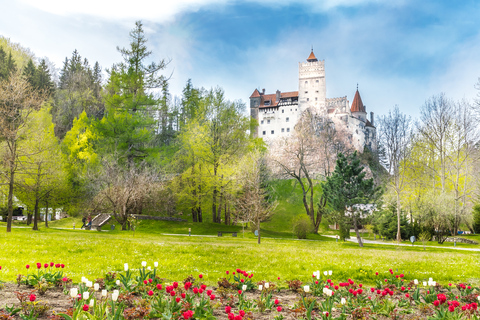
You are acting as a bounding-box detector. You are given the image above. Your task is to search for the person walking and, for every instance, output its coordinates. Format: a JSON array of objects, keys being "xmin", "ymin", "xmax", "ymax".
[
  {"xmin": 87, "ymin": 215, "xmax": 92, "ymax": 230},
  {"xmin": 81, "ymin": 216, "xmax": 86, "ymax": 229}
]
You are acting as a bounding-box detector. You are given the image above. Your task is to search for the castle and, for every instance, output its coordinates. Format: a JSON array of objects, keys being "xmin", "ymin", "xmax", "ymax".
[{"xmin": 249, "ymin": 50, "xmax": 377, "ymax": 151}]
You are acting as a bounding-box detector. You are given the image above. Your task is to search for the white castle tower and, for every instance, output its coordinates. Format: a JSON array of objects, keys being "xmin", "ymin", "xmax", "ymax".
[{"xmin": 298, "ymin": 50, "xmax": 326, "ymax": 114}]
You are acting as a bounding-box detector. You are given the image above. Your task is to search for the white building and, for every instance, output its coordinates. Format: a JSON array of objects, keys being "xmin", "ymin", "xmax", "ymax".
[{"xmin": 249, "ymin": 50, "xmax": 376, "ymax": 151}]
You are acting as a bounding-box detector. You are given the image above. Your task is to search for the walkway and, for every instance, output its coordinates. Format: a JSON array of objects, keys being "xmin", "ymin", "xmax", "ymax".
[{"xmin": 321, "ymin": 235, "xmax": 480, "ymax": 252}]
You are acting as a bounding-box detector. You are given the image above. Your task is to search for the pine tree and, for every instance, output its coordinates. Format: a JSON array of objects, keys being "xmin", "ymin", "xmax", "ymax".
[
  {"xmin": 323, "ymin": 151, "xmax": 381, "ymax": 246},
  {"xmin": 36, "ymin": 59, "xmax": 55, "ymax": 96}
]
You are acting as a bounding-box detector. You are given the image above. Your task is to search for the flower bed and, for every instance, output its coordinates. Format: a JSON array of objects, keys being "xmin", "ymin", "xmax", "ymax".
[{"xmin": 0, "ymin": 263, "xmax": 479, "ymax": 319}]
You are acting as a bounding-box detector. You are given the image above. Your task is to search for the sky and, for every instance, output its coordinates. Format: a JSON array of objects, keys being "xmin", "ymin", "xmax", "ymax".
[{"xmin": 1, "ymin": 0, "xmax": 480, "ymax": 119}]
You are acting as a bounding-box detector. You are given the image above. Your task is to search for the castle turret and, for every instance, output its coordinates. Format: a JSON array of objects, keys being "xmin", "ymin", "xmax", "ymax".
[{"xmin": 350, "ymin": 88, "xmax": 367, "ymax": 121}]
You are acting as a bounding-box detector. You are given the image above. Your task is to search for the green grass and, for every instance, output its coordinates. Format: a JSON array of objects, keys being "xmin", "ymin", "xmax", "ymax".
[{"xmin": 0, "ymin": 226, "xmax": 478, "ymax": 287}]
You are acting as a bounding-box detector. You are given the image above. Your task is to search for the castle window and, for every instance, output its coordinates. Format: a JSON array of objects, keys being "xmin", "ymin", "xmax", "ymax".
[
  {"xmin": 261, "ymin": 120, "xmax": 264, "ymax": 124},
  {"xmin": 286, "ymin": 117, "xmax": 289, "ymax": 122},
  {"xmin": 267, "ymin": 120, "xmax": 270, "ymax": 124},
  {"xmin": 316, "ymin": 80, "xmax": 319, "ymax": 83},
  {"xmin": 264, "ymin": 100, "xmax": 271, "ymax": 106},
  {"xmin": 262, "ymin": 131, "xmax": 266, "ymax": 135},
  {"xmin": 287, "ymin": 128, "xmax": 290, "ymax": 132},
  {"xmin": 271, "ymin": 130, "xmax": 274, "ymax": 134},
  {"xmin": 305, "ymin": 91, "xmax": 308, "ymax": 94},
  {"xmin": 307, "ymin": 98, "xmax": 309, "ymax": 101},
  {"xmin": 282, "ymin": 109, "xmax": 284, "ymax": 113},
  {"xmin": 315, "ymin": 97, "xmax": 317, "ymax": 101},
  {"xmin": 305, "ymin": 81, "xmax": 308, "ymax": 84},
  {"xmin": 295, "ymin": 109, "xmax": 297, "ymax": 111},
  {"xmin": 316, "ymin": 90, "xmax": 319, "ymax": 93},
  {"xmin": 281, "ymin": 128, "xmax": 285, "ymax": 132}
]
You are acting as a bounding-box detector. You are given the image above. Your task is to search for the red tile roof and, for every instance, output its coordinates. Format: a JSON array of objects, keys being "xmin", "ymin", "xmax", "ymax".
[
  {"xmin": 250, "ymin": 89, "xmax": 261, "ymax": 98},
  {"xmin": 307, "ymin": 51, "xmax": 318, "ymax": 62},
  {"xmin": 350, "ymin": 90, "xmax": 366, "ymax": 113},
  {"xmin": 259, "ymin": 91, "xmax": 298, "ymax": 108}
]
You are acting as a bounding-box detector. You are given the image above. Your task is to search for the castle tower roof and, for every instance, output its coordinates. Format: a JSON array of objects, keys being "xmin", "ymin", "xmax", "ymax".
[
  {"xmin": 250, "ymin": 89, "xmax": 261, "ymax": 98},
  {"xmin": 350, "ymin": 89, "xmax": 366, "ymax": 113},
  {"xmin": 307, "ymin": 50, "xmax": 318, "ymax": 62}
]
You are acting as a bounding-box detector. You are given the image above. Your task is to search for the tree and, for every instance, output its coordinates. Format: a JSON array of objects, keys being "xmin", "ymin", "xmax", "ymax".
[
  {"xmin": 377, "ymin": 106, "xmax": 412, "ymax": 243},
  {"xmin": 0, "ymin": 72, "xmax": 47, "ymax": 232},
  {"xmin": 90, "ymin": 159, "xmax": 163, "ymax": 230},
  {"xmin": 53, "ymin": 50, "xmax": 103, "ymax": 138},
  {"xmin": 97, "ymin": 21, "xmax": 168, "ymax": 164},
  {"xmin": 235, "ymin": 150, "xmax": 277, "ymax": 244},
  {"xmin": 323, "ymin": 151, "xmax": 380, "ymax": 247},
  {"xmin": 271, "ymin": 110, "xmax": 351, "ymax": 233},
  {"xmin": 15, "ymin": 107, "xmax": 65, "ymax": 230},
  {"xmin": 197, "ymin": 88, "xmax": 251, "ymax": 223}
]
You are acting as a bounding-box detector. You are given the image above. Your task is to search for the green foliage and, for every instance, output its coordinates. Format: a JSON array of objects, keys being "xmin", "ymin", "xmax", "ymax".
[
  {"xmin": 371, "ymin": 203, "xmax": 414, "ymax": 240},
  {"xmin": 473, "ymin": 204, "xmax": 480, "ymax": 234},
  {"xmin": 292, "ymin": 214, "xmax": 313, "ymax": 239}
]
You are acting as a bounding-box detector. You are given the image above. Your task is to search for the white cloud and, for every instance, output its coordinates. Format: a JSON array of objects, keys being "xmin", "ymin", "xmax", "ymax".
[{"xmin": 18, "ymin": 0, "xmax": 402, "ymax": 22}]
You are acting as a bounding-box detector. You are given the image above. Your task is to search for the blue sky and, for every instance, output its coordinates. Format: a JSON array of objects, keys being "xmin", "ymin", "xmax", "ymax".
[{"xmin": 1, "ymin": 0, "xmax": 480, "ymax": 118}]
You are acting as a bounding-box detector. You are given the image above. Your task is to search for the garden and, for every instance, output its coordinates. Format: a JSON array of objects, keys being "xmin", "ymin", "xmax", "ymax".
[{"xmin": 0, "ymin": 227, "xmax": 479, "ymax": 319}]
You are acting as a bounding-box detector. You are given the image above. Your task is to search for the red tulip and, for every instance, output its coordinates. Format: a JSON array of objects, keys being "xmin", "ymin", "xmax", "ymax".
[
  {"xmin": 148, "ymin": 290, "xmax": 154, "ymax": 296},
  {"xmin": 277, "ymin": 306, "xmax": 282, "ymax": 312},
  {"xmin": 83, "ymin": 304, "xmax": 89, "ymax": 311},
  {"xmin": 29, "ymin": 294, "xmax": 36, "ymax": 302}
]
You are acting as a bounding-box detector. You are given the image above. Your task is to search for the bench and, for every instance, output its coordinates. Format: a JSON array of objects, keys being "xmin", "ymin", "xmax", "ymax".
[{"xmin": 218, "ymin": 231, "xmax": 237, "ymax": 237}]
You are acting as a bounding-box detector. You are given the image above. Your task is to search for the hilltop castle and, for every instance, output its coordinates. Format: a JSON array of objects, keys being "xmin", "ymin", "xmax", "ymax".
[{"xmin": 249, "ymin": 50, "xmax": 376, "ymax": 151}]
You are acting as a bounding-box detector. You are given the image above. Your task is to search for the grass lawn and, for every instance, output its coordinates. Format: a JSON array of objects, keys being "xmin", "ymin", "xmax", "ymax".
[{"xmin": 0, "ymin": 226, "xmax": 478, "ymax": 287}]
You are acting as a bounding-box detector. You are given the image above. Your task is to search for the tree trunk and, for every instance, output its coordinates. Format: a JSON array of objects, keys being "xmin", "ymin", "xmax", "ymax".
[
  {"xmin": 257, "ymin": 218, "xmax": 261, "ymax": 244},
  {"xmin": 6, "ymin": 166, "xmax": 15, "ymax": 232},
  {"xmin": 352, "ymin": 214, "xmax": 363, "ymax": 247},
  {"xmin": 224, "ymin": 202, "xmax": 229, "ymax": 225},
  {"xmin": 396, "ymin": 192, "xmax": 401, "ymax": 243},
  {"xmin": 33, "ymin": 197, "xmax": 39, "ymax": 231},
  {"xmin": 45, "ymin": 199, "xmax": 49, "ymax": 228},
  {"xmin": 27, "ymin": 212, "xmax": 32, "ymax": 225}
]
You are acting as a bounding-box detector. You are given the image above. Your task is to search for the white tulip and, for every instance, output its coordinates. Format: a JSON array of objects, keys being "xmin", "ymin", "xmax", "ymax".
[
  {"xmin": 154, "ymin": 262, "xmax": 158, "ymax": 268},
  {"xmin": 86, "ymin": 281, "xmax": 92, "ymax": 288},
  {"xmin": 83, "ymin": 292, "xmax": 89, "ymax": 300},
  {"xmin": 323, "ymin": 271, "xmax": 328, "ymax": 276},
  {"xmin": 94, "ymin": 283, "xmax": 99, "ymax": 291},
  {"xmin": 70, "ymin": 288, "xmax": 78, "ymax": 298},
  {"xmin": 328, "ymin": 270, "xmax": 332, "ymax": 276},
  {"xmin": 258, "ymin": 285, "xmax": 263, "ymax": 291},
  {"xmin": 304, "ymin": 285, "xmax": 310, "ymax": 293},
  {"xmin": 478, "ymin": 296, "xmax": 480, "ymax": 302},
  {"xmin": 81, "ymin": 277, "xmax": 87, "ymax": 283},
  {"xmin": 124, "ymin": 263, "xmax": 128, "ymax": 271},
  {"xmin": 423, "ymin": 281, "xmax": 427, "ymax": 286},
  {"xmin": 116, "ymin": 280, "xmax": 121, "ymax": 286},
  {"xmin": 341, "ymin": 297, "xmax": 346, "ymax": 305},
  {"xmin": 112, "ymin": 293, "xmax": 118, "ymax": 302},
  {"xmin": 414, "ymin": 279, "xmax": 418, "ymax": 285},
  {"xmin": 429, "ymin": 278, "xmax": 433, "ymax": 282},
  {"xmin": 264, "ymin": 282, "xmax": 270, "ymax": 289},
  {"xmin": 102, "ymin": 290, "xmax": 107, "ymax": 297},
  {"xmin": 147, "ymin": 266, "xmax": 152, "ymax": 271},
  {"xmin": 242, "ymin": 285, "xmax": 247, "ymax": 291},
  {"xmin": 89, "ymin": 299, "xmax": 94, "ymax": 307},
  {"xmin": 113, "ymin": 289, "xmax": 119, "ymax": 296},
  {"xmin": 141, "ymin": 261, "xmax": 147, "ymax": 267}
]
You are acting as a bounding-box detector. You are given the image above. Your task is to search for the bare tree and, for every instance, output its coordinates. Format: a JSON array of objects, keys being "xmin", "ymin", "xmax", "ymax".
[
  {"xmin": 90, "ymin": 159, "xmax": 164, "ymax": 230},
  {"xmin": 270, "ymin": 110, "xmax": 351, "ymax": 233},
  {"xmin": 235, "ymin": 150, "xmax": 277, "ymax": 244},
  {"xmin": 377, "ymin": 106, "xmax": 412, "ymax": 243},
  {"xmin": 0, "ymin": 72, "xmax": 47, "ymax": 232}
]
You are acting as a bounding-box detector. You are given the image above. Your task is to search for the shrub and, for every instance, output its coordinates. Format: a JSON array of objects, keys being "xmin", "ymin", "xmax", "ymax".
[
  {"xmin": 473, "ymin": 204, "xmax": 480, "ymax": 234},
  {"xmin": 292, "ymin": 214, "xmax": 313, "ymax": 239}
]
